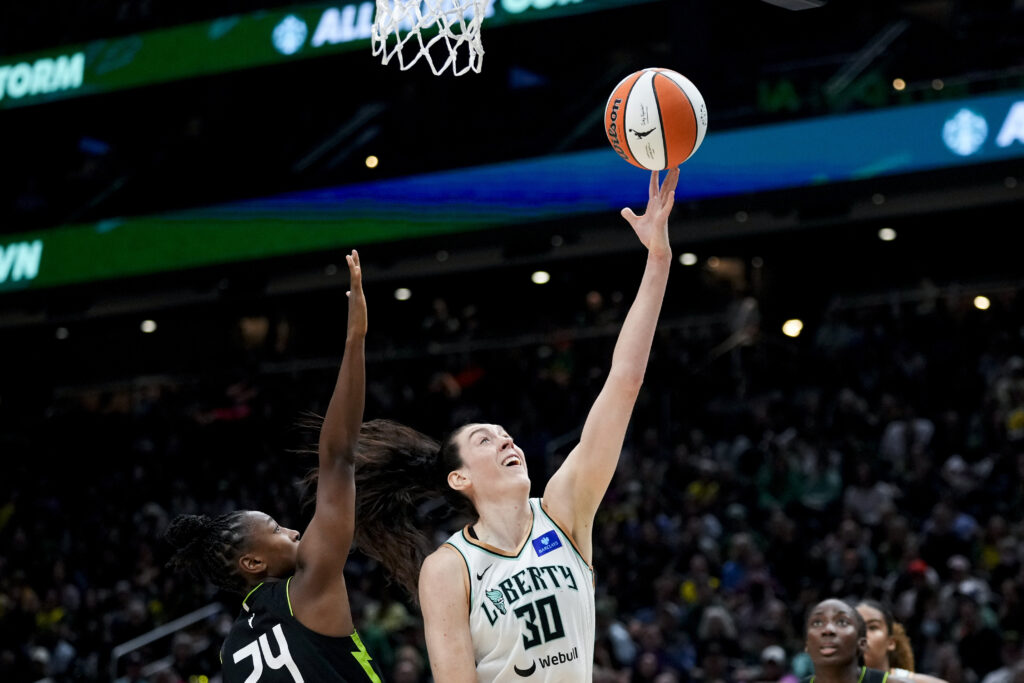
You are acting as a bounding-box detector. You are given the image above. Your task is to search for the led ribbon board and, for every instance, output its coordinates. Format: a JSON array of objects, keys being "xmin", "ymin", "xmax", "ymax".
[
  {"xmin": 2, "ymin": 89, "xmax": 1023, "ymax": 293},
  {"xmin": 0, "ymin": 0, "xmax": 659, "ymax": 110}
]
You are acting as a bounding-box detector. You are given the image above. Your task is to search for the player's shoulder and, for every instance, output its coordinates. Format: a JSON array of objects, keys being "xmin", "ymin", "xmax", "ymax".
[
  {"xmin": 422, "ymin": 542, "xmax": 466, "ymax": 575},
  {"xmin": 421, "ymin": 543, "xmax": 469, "ymax": 593},
  {"xmin": 420, "ymin": 545, "xmax": 470, "ymax": 608}
]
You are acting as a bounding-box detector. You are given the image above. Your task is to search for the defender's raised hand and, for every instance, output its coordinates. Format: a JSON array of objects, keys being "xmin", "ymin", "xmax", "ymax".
[{"xmin": 345, "ymin": 250, "xmax": 367, "ymax": 339}]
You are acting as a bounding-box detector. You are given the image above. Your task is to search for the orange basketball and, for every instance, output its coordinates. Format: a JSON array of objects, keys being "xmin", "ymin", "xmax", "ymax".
[{"xmin": 605, "ymin": 68, "xmax": 708, "ymax": 170}]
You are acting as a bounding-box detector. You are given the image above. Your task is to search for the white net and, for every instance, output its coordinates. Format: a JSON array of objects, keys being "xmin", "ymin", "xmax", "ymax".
[{"xmin": 372, "ymin": 0, "xmax": 491, "ymax": 76}]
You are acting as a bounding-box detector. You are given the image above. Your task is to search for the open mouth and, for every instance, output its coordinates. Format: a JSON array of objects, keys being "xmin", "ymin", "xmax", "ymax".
[{"xmin": 502, "ymin": 454, "xmax": 522, "ymax": 467}]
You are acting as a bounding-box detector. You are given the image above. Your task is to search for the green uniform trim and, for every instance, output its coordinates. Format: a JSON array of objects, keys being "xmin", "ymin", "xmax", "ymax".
[
  {"xmin": 285, "ymin": 576, "xmax": 295, "ymax": 617},
  {"xmin": 242, "ymin": 582, "xmax": 264, "ymax": 610},
  {"xmin": 810, "ymin": 667, "xmax": 881, "ymax": 683},
  {"xmin": 350, "ymin": 631, "xmax": 382, "ymax": 682}
]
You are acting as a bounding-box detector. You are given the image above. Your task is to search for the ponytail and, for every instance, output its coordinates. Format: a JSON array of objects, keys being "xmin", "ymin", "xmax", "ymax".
[
  {"xmin": 890, "ymin": 622, "xmax": 916, "ymax": 672},
  {"xmin": 354, "ymin": 419, "xmax": 475, "ymax": 599}
]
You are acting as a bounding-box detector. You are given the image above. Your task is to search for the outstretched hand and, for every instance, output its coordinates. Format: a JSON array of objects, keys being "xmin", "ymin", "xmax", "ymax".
[
  {"xmin": 620, "ymin": 168, "xmax": 680, "ymax": 257},
  {"xmin": 345, "ymin": 250, "xmax": 367, "ymax": 338}
]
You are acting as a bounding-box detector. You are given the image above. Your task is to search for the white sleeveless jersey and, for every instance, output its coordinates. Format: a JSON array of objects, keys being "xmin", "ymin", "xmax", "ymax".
[{"xmin": 443, "ymin": 498, "xmax": 595, "ymax": 682}]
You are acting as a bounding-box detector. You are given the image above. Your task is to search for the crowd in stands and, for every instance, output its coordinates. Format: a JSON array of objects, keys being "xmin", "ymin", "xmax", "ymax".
[{"xmin": 2, "ymin": 274, "xmax": 1023, "ymax": 683}]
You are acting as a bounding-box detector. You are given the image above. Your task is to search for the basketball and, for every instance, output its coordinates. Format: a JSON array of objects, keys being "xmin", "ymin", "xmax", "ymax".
[{"xmin": 605, "ymin": 68, "xmax": 708, "ymax": 170}]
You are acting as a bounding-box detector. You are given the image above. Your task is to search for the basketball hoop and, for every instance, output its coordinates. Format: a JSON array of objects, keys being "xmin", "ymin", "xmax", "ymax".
[{"xmin": 372, "ymin": 0, "xmax": 491, "ymax": 76}]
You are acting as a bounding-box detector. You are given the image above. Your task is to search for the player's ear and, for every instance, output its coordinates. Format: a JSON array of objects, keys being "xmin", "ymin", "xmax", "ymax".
[
  {"xmin": 448, "ymin": 468, "xmax": 470, "ymax": 492},
  {"xmin": 238, "ymin": 553, "xmax": 266, "ymax": 577}
]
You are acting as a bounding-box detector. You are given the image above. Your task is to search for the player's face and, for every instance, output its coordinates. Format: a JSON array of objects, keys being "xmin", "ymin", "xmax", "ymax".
[
  {"xmin": 247, "ymin": 512, "xmax": 301, "ymax": 577},
  {"xmin": 453, "ymin": 423, "xmax": 530, "ymax": 495},
  {"xmin": 805, "ymin": 600, "xmax": 865, "ymax": 667},
  {"xmin": 856, "ymin": 604, "xmax": 895, "ymax": 670}
]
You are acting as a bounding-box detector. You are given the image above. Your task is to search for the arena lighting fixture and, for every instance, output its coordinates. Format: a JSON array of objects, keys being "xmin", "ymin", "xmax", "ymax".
[
  {"xmin": 55, "ymin": 327, "xmax": 69, "ymax": 340},
  {"xmin": 893, "ymin": 78, "xmax": 907, "ymax": 91},
  {"xmin": 394, "ymin": 287, "xmax": 411, "ymax": 301},
  {"xmin": 140, "ymin": 320, "xmax": 157, "ymax": 333},
  {"xmin": 878, "ymin": 227, "xmax": 897, "ymax": 241},
  {"xmin": 679, "ymin": 253, "xmax": 698, "ymax": 266},
  {"xmin": 531, "ymin": 271, "xmax": 551, "ymax": 285},
  {"xmin": 365, "ymin": 155, "xmax": 379, "ymax": 169},
  {"xmin": 974, "ymin": 296, "xmax": 991, "ymax": 311},
  {"xmin": 782, "ymin": 319, "xmax": 804, "ymax": 338}
]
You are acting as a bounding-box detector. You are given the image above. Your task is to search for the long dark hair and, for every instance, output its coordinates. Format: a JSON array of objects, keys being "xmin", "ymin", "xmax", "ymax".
[
  {"xmin": 352, "ymin": 419, "xmax": 476, "ymax": 599},
  {"xmin": 165, "ymin": 512, "xmax": 252, "ymax": 594},
  {"xmin": 858, "ymin": 599, "xmax": 915, "ymax": 671}
]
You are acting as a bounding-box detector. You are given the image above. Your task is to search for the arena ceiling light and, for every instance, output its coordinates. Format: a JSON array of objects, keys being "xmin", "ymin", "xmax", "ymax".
[
  {"xmin": 679, "ymin": 253, "xmax": 698, "ymax": 266},
  {"xmin": 782, "ymin": 319, "xmax": 804, "ymax": 338},
  {"xmin": 394, "ymin": 288, "xmax": 411, "ymax": 301},
  {"xmin": 974, "ymin": 296, "xmax": 991, "ymax": 310},
  {"xmin": 531, "ymin": 271, "xmax": 551, "ymax": 285}
]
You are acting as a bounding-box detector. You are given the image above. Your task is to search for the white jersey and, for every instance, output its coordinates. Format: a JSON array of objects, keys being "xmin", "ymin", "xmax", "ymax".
[{"xmin": 443, "ymin": 498, "xmax": 595, "ymax": 682}]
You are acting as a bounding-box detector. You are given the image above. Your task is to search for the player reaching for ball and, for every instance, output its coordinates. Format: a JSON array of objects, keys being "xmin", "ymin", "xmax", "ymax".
[
  {"xmin": 350, "ymin": 168, "xmax": 680, "ymax": 681},
  {"xmin": 164, "ymin": 251, "xmax": 384, "ymax": 682}
]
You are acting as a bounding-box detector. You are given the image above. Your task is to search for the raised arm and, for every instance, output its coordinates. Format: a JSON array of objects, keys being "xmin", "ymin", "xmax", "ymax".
[
  {"xmin": 290, "ymin": 250, "xmax": 367, "ymax": 635},
  {"xmin": 543, "ymin": 169, "xmax": 678, "ymax": 562}
]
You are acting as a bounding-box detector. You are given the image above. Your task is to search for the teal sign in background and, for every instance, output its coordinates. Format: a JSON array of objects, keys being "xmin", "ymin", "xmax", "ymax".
[
  {"xmin": 2, "ymin": 89, "xmax": 1022, "ymax": 293},
  {"xmin": 0, "ymin": 0, "xmax": 660, "ymax": 110}
]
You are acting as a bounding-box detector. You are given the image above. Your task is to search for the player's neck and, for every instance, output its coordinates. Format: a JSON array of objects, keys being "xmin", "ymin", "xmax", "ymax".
[
  {"xmin": 472, "ymin": 497, "xmax": 533, "ymax": 552},
  {"xmin": 812, "ymin": 662, "xmax": 864, "ymax": 683}
]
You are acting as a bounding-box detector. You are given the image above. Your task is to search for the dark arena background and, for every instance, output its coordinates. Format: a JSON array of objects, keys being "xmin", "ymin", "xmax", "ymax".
[{"xmin": 2, "ymin": 0, "xmax": 1024, "ymax": 681}]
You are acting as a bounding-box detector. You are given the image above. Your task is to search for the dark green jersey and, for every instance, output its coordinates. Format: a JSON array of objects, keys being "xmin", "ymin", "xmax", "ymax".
[
  {"xmin": 220, "ymin": 578, "xmax": 384, "ymax": 683},
  {"xmin": 803, "ymin": 667, "xmax": 890, "ymax": 683}
]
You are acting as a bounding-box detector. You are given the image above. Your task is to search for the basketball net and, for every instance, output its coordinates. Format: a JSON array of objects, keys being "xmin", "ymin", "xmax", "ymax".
[{"xmin": 372, "ymin": 0, "xmax": 490, "ymax": 76}]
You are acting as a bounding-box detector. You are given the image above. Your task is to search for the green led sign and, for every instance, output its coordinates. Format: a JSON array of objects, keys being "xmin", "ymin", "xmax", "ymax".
[
  {"xmin": 0, "ymin": 240, "xmax": 44, "ymax": 287},
  {"xmin": 3, "ymin": 88, "xmax": 1023, "ymax": 295},
  {"xmin": 0, "ymin": 0, "xmax": 659, "ymax": 110}
]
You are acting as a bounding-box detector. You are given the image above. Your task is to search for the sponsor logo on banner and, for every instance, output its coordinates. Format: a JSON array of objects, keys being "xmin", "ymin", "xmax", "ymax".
[
  {"xmin": 0, "ymin": 54, "xmax": 85, "ymax": 101},
  {"xmin": 942, "ymin": 100, "xmax": 1024, "ymax": 157},
  {"xmin": 272, "ymin": 15, "xmax": 309, "ymax": 55},
  {"xmin": 943, "ymin": 108, "xmax": 988, "ymax": 156}
]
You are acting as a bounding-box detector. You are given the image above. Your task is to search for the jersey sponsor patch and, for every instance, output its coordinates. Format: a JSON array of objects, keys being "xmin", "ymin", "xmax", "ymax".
[{"xmin": 531, "ymin": 530, "xmax": 562, "ymax": 557}]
